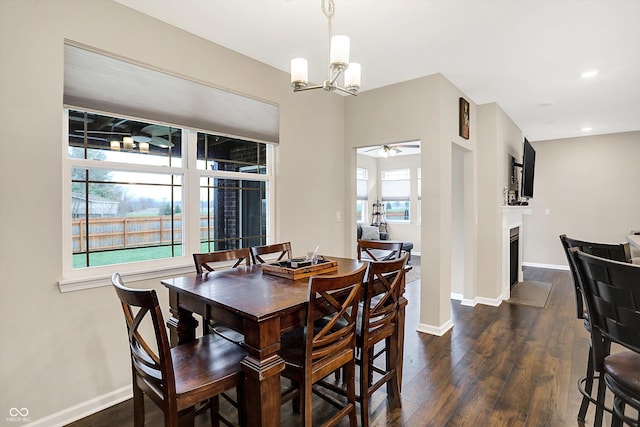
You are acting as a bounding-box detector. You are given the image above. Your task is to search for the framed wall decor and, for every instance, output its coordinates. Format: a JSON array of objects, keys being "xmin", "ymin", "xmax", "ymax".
[{"xmin": 459, "ymin": 97, "xmax": 470, "ymax": 139}]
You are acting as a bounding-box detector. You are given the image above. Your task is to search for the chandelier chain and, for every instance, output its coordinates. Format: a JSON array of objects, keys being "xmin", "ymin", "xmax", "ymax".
[
  {"xmin": 322, "ymin": 0, "xmax": 335, "ymax": 75},
  {"xmin": 321, "ymin": 0, "xmax": 335, "ymax": 20}
]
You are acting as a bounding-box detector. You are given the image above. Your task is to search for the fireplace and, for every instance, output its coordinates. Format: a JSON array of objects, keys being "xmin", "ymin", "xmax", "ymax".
[
  {"xmin": 502, "ymin": 206, "xmax": 531, "ymax": 299},
  {"xmin": 509, "ymin": 227, "xmax": 519, "ymax": 288}
]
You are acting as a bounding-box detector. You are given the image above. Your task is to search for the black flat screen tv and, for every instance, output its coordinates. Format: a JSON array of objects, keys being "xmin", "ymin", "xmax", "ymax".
[{"xmin": 521, "ymin": 138, "xmax": 536, "ymax": 199}]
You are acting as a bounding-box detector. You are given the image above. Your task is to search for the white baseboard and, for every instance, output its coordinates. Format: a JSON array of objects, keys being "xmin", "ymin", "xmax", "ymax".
[
  {"xmin": 474, "ymin": 295, "xmax": 503, "ymax": 307},
  {"xmin": 451, "ymin": 293, "xmax": 479, "ymax": 307},
  {"xmin": 523, "ymin": 261, "xmax": 568, "ymax": 271},
  {"xmin": 459, "ymin": 298, "xmax": 477, "ymax": 307},
  {"xmin": 417, "ymin": 319, "xmax": 453, "ymax": 336},
  {"xmin": 28, "ymin": 385, "xmax": 131, "ymax": 427}
]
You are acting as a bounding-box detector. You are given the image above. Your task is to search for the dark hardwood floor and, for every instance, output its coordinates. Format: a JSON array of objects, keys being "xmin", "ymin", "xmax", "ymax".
[{"xmin": 68, "ymin": 264, "xmax": 610, "ymax": 426}]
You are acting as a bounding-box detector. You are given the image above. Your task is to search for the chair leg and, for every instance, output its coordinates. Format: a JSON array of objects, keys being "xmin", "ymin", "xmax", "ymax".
[
  {"xmin": 611, "ymin": 397, "xmax": 624, "ymax": 427},
  {"xmin": 236, "ymin": 382, "xmax": 246, "ymax": 427},
  {"xmin": 593, "ymin": 372, "xmax": 607, "ymax": 427},
  {"xmin": 302, "ymin": 381, "xmax": 313, "ymax": 427},
  {"xmin": 360, "ymin": 345, "xmax": 371, "ymax": 427},
  {"xmin": 345, "ymin": 361, "xmax": 357, "ymax": 427},
  {"xmin": 209, "ymin": 396, "xmax": 220, "ymax": 427},
  {"xmin": 291, "ymin": 380, "xmax": 301, "ymax": 414},
  {"xmin": 175, "ymin": 407, "xmax": 196, "ymax": 427},
  {"xmin": 578, "ymin": 347, "xmax": 594, "ymax": 421},
  {"xmin": 387, "ymin": 335, "xmax": 401, "ymax": 407},
  {"xmin": 368, "ymin": 347, "xmax": 375, "ymax": 386},
  {"xmin": 133, "ymin": 380, "xmax": 145, "ymax": 427}
]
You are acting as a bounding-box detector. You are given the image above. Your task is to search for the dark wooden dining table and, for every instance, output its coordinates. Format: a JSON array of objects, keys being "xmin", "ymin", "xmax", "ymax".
[{"xmin": 161, "ymin": 256, "xmax": 407, "ymax": 427}]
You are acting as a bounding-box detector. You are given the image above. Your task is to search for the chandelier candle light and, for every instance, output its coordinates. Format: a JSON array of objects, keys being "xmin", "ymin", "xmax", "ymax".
[{"xmin": 290, "ymin": 0, "xmax": 361, "ymax": 96}]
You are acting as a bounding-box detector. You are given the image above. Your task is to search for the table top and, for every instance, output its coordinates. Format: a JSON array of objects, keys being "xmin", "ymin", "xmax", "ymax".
[{"xmin": 161, "ymin": 256, "xmax": 364, "ymax": 322}]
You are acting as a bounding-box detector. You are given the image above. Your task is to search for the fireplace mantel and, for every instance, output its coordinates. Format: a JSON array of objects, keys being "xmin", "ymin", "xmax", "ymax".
[{"xmin": 501, "ymin": 206, "xmax": 532, "ymax": 300}]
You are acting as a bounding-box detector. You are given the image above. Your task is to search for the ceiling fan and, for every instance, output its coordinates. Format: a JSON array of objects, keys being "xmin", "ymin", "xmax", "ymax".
[
  {"xmin": 365, "ymin": 142, "xmax": 420, "ymax": 157},
  {"xmin": 74, "ymin": 122, "xmax": 176, "ymax": 148}
]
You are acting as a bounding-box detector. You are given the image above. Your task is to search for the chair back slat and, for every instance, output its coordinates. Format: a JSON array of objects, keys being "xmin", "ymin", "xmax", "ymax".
[
  {"xmin": 560, "ymin": 234, "xmax": 631, "ymax": 321},
  {"xmin": 112, "ymin": 273, "xmax": 175, "ymax": 401},
  {"xmin": 250, "ymin": 242, "xmax": 292, "ymax": 264},
  {"xmin": 571, "ymin": 249, "xmax": 640, "ymax": 355},
  {"xmin": 363, "ymin": 255, "xmax": 408, "ymax": 338},
  {"xmin": 561, "ymin": 234, "xmax": 631, "ymax": 263},
  {"xmin": 357, "ymin": 240, "xmax": 404, "ymax": 262},
  {"xmin": 193, "ymin": 248, "xmax": 251, "ymax": 274},
  {"xmin": 306, "ymin": 264, "xmax": 367, "ymax": 365}
]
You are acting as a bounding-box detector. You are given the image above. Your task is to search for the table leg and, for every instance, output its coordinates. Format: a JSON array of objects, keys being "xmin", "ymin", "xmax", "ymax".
[
  {"xmin": 241, "ymin": 317, "xmax": 285, "ymax": 427},
  {"xmin": 166, "ymin": 290, "xmax": 198, "ymax": 346}
]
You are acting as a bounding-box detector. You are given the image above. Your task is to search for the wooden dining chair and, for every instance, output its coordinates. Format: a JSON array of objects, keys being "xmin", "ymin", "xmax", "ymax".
[
  {"xmin": 570, "ymin": 250, "xmax": 640, "ymax": 427},
  {"xmin": 559, "ymin": 234, "xmax": 631, "ymax": 424},
  {"xmin": 193, "ymin": 248, "xmax": 251, "ymax": 347},
  {"xmin": 193, "ymin": 248, "xmax": 251, "ymax": 274},
  {"xmin": 355, "ymin": 254, "xmax": 408, "ymax": 427},
  {"xmin": 250, "ymin": 242, "xmax": 292, "ymax": 264},
  {"xmin": 357, "ymin": 239, "xmax": 404, "ymax": 262},
  {"xmin": 111, "ymin": 273, "xmax": 247, "ymax": 427},
  {"xmin": 279, "ymin": 263, "xmax": 367, "ymax": 427}
]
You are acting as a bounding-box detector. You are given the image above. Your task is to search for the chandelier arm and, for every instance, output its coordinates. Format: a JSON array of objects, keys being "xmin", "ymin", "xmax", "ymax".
[
  {"xmin": 335, "ymin": 86, "xmax": 358, "ymax": 96},
  {"xmin": 329, "ymin": 67, "xmax": 344, "ymax": 86},
  {"xmin": 293, "ymin": 84, "xmax": 324, "ymax": 93}
]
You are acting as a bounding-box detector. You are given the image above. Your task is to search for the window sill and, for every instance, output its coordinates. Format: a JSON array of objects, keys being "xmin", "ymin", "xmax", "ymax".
[{"xmin": 58, "ymin": 263, "xmax": 194, "ymax": 293}]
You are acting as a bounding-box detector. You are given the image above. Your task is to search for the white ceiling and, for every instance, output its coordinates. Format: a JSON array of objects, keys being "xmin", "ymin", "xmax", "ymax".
[{"xmin": 114, "ymin": 0, "xmax": 640, "ymax": 142}]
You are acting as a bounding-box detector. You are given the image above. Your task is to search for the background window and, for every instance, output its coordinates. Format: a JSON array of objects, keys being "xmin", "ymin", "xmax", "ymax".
[
  {"xmin": 356, "ymin": 167, "xmax": 368, "ymax": 223},
  {"xmin": 381, "ymin": 168, "xmax": 410, "ymax": 222},
  {"xmin": 417, "ymin": 167, "xmax": 422, "ymax": 224}
]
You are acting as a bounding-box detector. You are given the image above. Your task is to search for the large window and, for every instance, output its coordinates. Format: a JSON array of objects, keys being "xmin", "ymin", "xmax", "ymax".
[
  {"xmin": 356, "ymin": 167, "xmax": 368, "ymax": 223},
  {"xmin": 381, "ymin": 168, "xmax": 410, "ymax": 222},
  {"xmin": 197, "ymin": 133, "xmax": 268, "ymax": 251},
  {"xmin": 64, "ymin": 109, "xmax": 271, "ymax": 285},
  {"xmin": 68, "ymin": 110, "xmax": 184, "ymax": 268}
]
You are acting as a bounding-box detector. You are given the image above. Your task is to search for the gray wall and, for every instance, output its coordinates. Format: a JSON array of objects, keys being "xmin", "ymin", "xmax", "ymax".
[{"xmin": 522, "ymin": 131, "xmax": 640, "ymax": 267}]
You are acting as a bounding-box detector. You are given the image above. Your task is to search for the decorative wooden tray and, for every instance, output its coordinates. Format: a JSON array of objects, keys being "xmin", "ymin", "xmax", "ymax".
[{"xmin": 262, "ymin": 258, "xmax": 338, "ymax": 280}]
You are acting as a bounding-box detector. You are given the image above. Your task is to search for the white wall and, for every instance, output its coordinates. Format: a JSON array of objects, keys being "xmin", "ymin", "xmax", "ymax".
[
  {"xmin": 522, "ymin": 131, "xmax": 640, "ymax": 268},
  {"xmin": 476, "ymin": 103, "xmax": 523, "ymax": 300},
  {"xmin": 0, "ymin": 0, "xmax": 348, "ymax": 423},
  {"xmin": 345, "ymin": 75, "xmax": 478, "ymax": 335},
  {"xmin": 451, "ymin": 146, "xmax": 465, "ymax": 295}
]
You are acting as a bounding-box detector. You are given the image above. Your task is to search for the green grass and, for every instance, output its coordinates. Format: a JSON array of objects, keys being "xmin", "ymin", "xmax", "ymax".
[{"xmin": 73, "ymin": 245, "xmax": 183, "ymax": 268}]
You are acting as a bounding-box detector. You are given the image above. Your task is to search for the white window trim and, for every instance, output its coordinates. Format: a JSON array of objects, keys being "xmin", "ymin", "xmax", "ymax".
[{"xmin": 59, "ymin": 110, "xmax": 274, "ymax": 292}]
